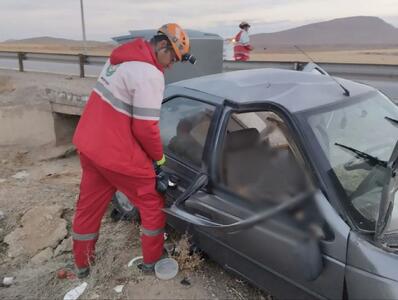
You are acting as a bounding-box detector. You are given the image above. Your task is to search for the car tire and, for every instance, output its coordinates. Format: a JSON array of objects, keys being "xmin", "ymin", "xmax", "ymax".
[{"xmin": 111, "ymin": 191, "xmax": 140, "ymax": 222}]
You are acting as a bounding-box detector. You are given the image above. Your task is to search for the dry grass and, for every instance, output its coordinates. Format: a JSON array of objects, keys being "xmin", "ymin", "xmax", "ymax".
[
  {"xmin": 0, "ymin": 76, "xmax": 15, "ymax": 94},
  {"xmin": 251, "ymin": 48, "xmax": 398, "ymax": 64},
  {"xmin": 172, "ymin": 233, "xmax": 203, "ymax": 273},
  {"xmin": 0, "ymin": 43, "xmax": 114, "ymax": 56}
]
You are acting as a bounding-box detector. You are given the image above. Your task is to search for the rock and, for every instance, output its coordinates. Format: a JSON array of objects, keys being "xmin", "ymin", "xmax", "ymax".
[
  {"xmin": 180, "ymin": 277, "xmax": 191, "ymax": 286},
  {"xmin": 86, "ymin": 293, "xmax": 100, "ymax": 299},
  {"xmin": 38, "ymin": 145, "xmax": 76, "ymax": 161},
  {"xmin": 0, "ymin": 210, "xmax": 5, "ymax": 220},
  {"xmin": 4, "ymin": 206, "xmax": 67, "ymax": 257},
  {"xmin": 54, "ymin": 237, "xmax": 72, "ymax": 257},
  {"xmin": 113, "ymin": 285, "xmax": 124, "ymax": 293},
  {"xmin": 59, "ymin": 147, "xmax": 77, "ymax": 159},
  {"xmin": 11, "ymin": 170, "xmax": 29, "ymax": 179},
  {"xmin": 31, "ymin": 247, "xmax": 53, "ymax": 264},
  {"xmin": 2, "ymin": 277, "xmax": 14, "ymax": 286},
  {"xmin": 56, "ymin": 269, "xmax": 67, "ymax": 279},
  {"xmin": 0, "ymin": 178, "xmax": 6, "ymax": 183},
  {"xmin": 64, "ymin": 282, "xmax": 88, "ymax": 300}
]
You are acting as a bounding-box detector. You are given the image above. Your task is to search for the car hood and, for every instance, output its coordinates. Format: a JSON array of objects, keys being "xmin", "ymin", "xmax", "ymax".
[{"xmin": 375, "ymin": 139, "xmax": 398, "ymax": 240}]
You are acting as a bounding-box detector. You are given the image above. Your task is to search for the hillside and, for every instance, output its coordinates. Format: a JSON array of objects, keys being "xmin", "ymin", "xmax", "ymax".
[
  {"xmin": 0, "ymin": 36, "xmax": 115, "ymax": 55},
  {"xmin": 3, "ymin": 36, "xmax": 112, "ymax": 47},
  {"xmin": 250, "ymin": 16, "xmax": 398, "ymax": 50}
]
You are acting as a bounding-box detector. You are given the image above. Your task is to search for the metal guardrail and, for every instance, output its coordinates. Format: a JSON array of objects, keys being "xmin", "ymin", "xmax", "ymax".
[
  {"xmin": 1, "ymin": 51, "xmax": 398, "ymax": 79},
  {"xmin": 0, "ymin": 51, "xmax": 108, "ymax": 78}
]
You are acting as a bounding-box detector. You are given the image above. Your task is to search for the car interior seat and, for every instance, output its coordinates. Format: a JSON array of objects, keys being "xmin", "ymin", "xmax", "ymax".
[
  {"xmin": 222, "ymin": 126, "xmax": 308, "ymax": 205},
  {"xmin": 222, "ymin": 128, "xmax": 264, "ymax": 194},
  {"xmin": 168, "ymin": 118, "xmax": 203, "ymax": 166}
]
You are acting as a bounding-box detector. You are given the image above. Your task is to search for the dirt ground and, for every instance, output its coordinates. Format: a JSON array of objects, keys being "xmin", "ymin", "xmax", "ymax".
[
  {"xmin": 0, "ymin": 71, "xmax": 268, "ymax": 299},
  {"xmin": 0, "ymin": 42, "xmax": 114, "ymax": 56},
  {"xmin": 251, "ymin": 48, "xmax": 398, "ymax": 65}
]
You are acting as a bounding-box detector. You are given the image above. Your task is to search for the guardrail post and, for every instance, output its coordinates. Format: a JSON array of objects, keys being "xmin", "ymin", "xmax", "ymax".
[
  {"xmin": 17, "ymin": 52, "xmax": 25, "ymax": 72},
  {"xmin": 78, "ymin": 54, "xmax": 86, "ymax": 78}
]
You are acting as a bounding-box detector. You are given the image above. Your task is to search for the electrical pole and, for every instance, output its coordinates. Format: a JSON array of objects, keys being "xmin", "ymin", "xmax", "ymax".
[{"xmin": 80, "ymin": 0, "xmax": 87, "ymax": 54}]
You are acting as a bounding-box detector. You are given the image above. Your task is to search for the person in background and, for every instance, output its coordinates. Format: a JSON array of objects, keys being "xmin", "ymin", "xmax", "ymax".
[{"xmin": 234, "ymin": 21, "xmax": 253, "ymax": 61}]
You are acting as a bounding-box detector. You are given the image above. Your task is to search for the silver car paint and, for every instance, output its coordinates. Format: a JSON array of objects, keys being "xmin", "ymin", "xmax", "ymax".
[
  {"xmin": 163, "ymin": 69, "xmax": 398, "ymax": 299},
  {"xmin": 347, "ymin": 231, "xmax": 398, "ymax": 299}
]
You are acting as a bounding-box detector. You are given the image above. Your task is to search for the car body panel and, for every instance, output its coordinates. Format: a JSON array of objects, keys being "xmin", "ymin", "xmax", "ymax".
[
  {"xmin": 161, "ymin": 87, "xmax": 347, "ymax": 298},
  {"xmin": 158, "ymin": 68, "xmax": 398, "ymax": 299},
  {"xmin": 200, "ymin": 191, "xmax": 344, "ymax": 299},
  {"xmin": 170, "ymin": 68, "xmax": 375, "ymax": 112},
  {"xmin": 345, "ymin": 265, "xmax": 398, "ymax": 300},
  {"xmin": 347, "ymin": 232, "xmax": 398, "ymax": 281},
  {"xmin": 315, "ymin": 192, "xmax": 351, "ymax": 261},
  {"xmin": 347, "ymin": 231, "xmax": 398, "ymax": 299}
]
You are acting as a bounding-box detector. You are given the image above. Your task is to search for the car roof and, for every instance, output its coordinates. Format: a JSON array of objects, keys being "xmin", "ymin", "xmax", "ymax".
[{"xmin": 168, "ymin": 68, "xmax": 377, "ymax": 113}]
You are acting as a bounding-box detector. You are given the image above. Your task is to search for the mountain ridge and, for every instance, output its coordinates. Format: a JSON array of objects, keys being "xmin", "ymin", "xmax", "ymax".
[
  {"xmin": 2, "ymin": 36, "xmax": 112, "ymax": 46},
  {"xmin": 250, "ymin": 16, "xmax": 398, "ymax": 50}
]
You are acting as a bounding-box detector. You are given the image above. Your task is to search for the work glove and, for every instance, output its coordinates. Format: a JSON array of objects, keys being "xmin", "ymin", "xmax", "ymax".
[
  {"xmin": 153, "ymin": 156, "xmax": 167, "ymax": 194},
  {"xmin": 155, "ymin": 168, "xmax": 169, "ymax": 194},
  {"xmin": 156, "ymin": 154, "xmax": 166, "ymax": 167}
]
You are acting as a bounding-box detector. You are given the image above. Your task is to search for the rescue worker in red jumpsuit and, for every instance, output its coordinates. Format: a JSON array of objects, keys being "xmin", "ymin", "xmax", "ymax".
[
  {"xmin": 71, "ymin": 23, "xmax": 192, "ymax": 278},
  {"xmin": 234, "ymin": 21, "xmax": 253, "ymax": 61}
]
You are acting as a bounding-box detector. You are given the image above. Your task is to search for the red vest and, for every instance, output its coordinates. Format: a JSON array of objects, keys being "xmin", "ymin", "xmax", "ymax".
[{"xmin": 73, "ymin": 39, "xmax": 165, "ymax": 178}]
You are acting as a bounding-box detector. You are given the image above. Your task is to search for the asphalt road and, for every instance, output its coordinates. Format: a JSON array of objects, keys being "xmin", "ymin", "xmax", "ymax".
[
  {"xmin": 337, "ymin": 74, "xmax": 397, "ymax": 103},
  {"xmin": 0, "ymin": 58, "xmax": 397, "ymax": 102}
]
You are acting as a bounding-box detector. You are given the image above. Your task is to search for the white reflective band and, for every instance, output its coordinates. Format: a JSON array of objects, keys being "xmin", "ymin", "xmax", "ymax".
[
  {"xmin": 94, "ymin": 81, "xmax": 161, "ymax": 119},
  {"xmin": 141, "ymin": 227, "xmax": 165, "ymax": 237},
  {"xmin": 94, "ymin": 81, "xmax": 133, "ymax": 116},
  {"xmin": 72, "ymin": 231, "xmax": 99, "ymax": 241},
  {"xmin": 133, "ymin": 106, "xmax": 160, "ymax": 118}
]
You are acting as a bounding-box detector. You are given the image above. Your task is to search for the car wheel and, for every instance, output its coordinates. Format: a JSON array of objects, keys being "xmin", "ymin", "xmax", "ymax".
[{"xmin": 111, "ymin": 191, "xmax": 140, "ymax": 222}]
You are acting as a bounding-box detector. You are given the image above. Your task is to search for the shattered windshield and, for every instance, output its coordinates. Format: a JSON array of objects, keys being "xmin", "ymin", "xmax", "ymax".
[{"xmin": 304, "ymin": 92, "xmax": 398, "ymax": 230}]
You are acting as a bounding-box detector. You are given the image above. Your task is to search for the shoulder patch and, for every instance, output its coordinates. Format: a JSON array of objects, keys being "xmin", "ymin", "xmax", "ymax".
[{"xmin": 106, "ymin": 64, "xmax": 119, "ymax": 77}]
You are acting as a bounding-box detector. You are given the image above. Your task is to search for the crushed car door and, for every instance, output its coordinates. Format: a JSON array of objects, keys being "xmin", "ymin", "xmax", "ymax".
[{"xmin": 165, "ymin": 108, "xmax": 347, "ymax": 300}]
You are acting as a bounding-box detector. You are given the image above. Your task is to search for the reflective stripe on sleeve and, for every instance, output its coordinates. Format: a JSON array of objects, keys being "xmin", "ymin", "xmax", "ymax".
[
  {"xmin": 94, "ymin": 81, "xmax": 160, "ymax": 120},
  {"xmin": 72, "ymin": 231, "xmax": 99, "ymax": 241},
  {"xmin": 133, "ymin": 106, "xmax": 160, "ymax": 120},
  {"xmin": 141, "ymin": 227, "xmax": 165, "ymax": 237}
]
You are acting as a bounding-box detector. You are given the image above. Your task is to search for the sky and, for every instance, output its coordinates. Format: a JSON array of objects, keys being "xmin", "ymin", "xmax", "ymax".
[{"xmin": 1, "ymin": 0, "xmax": 398, "ymax": 42}]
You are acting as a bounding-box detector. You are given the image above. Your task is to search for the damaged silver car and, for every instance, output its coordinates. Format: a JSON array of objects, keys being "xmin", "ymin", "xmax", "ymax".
[{"xmin": 114, "ymin": 66, "xmax": 398, "ymax": 299}]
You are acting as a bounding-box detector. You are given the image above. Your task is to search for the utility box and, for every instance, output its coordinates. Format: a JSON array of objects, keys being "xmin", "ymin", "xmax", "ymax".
[{"xmin": 112, "ymin": 30, "xmax": 223, "ymax": 84}]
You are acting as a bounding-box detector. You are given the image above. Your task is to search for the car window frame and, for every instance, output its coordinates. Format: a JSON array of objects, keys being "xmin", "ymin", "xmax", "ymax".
[
  {"xmin": 161, "ymin": 95, "xmax": 222, "ymax": 173},
  {"xmin": 210, "ymin": 101, "xmax": 317, "ymax": 206},
  {"xmin": 295, "ymin": 93, "xmax": 389, "ymax": 232}
]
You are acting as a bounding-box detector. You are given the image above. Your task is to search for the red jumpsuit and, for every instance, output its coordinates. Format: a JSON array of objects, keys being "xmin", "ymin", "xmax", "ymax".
[
  {"xmin": 234, "ymin": 30, "xmax": 252, "ymax": 61},
  {"xmin": 72, "ymin": 39, "xmax": 166, "ymax": 271}
]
